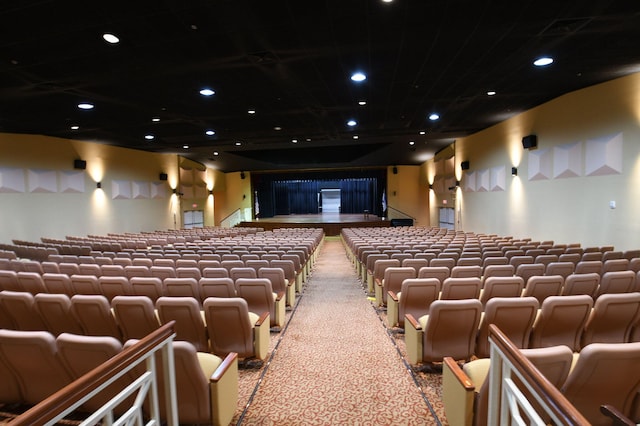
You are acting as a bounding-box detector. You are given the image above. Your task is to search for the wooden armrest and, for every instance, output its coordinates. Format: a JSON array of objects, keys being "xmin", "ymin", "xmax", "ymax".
[
  {"xmin": 405, "ymin": 313, "xmax": 421, "ymax": 331},
  {"xmin": 256, "ymin": 311, "xmax": 270, "ymax": 326},
  {"xmin": 275, "ymin": 291, "xmax": 285, "ymax": 301},
  {"xmin": 211, "ymin": 352, "xmax": 238, "ymax": 383},
  {"xmin": 443, "ymin": 357, "xmax": 475, "ymax": 391},
  {"xmin": 388, "ymin": 291, "xmax": 398, "ymax": 302},
  {"xmin": 375, "ymin": 278, "xmax": 383, "ymax": 287},
  {"xmin": 600, "ymin": 404, "xmax": 636, "ymax": 426}
]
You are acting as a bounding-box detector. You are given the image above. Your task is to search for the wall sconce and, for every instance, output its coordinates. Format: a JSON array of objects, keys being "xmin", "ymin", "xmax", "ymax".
[
  {"xmin": 455, "ymin": 180, "xmax": 460, "ymax": 187},
  {"xmin": 511, "ymin": 167, "xmax": 518, "ymax": 176},
  {"xmin": 172, "ymin": 188, "xmax": 177, "ymax": 194},
  {"xmin": 243, "ymin": 194, "xmax": 246, "ymax": 200},
  {"xmin": 96, "ymin": 182, "xmax": 102, "ymax": 189},
  {"xmin": 209, "ymin": 190, "xmax": 213, "ymax": 195},
  {"xmin": 429, "ymin": 184, "xmax": 433, "ymax": 190}
]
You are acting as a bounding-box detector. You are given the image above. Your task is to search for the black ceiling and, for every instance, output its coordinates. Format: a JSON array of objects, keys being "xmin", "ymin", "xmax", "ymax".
[{"xmin": 1, "ymin": 1, "xmax": 639, "ymax": 173}]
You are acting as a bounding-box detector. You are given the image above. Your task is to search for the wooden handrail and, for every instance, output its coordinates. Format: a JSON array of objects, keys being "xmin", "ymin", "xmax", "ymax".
[
  {"xmin": 488, "ymin": 324, "xmax": 589, "ymax": 425},
  {"xmin": 12, "ymin": 322, "xmax": 176, "ymax": 426}
]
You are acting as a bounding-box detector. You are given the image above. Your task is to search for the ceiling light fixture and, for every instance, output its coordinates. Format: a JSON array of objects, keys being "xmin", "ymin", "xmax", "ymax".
[
  {"xmin": 534, "ymin": 57, "xmax": 554, "ymax": 67},
  {"xmin": 409, "ymin": 141, "xmax": 415, "ymax": 145},
  {"xmin": 419, "ymin": 131, "xmax": 426, "ymax": 135},
  {"xmin": 292, "ymin": 139, "xmax": 298, "ymax": 143},
  {"xmin": 102, "ymin": 33, "xmax": 119, "ymax": 44},
  {"xmin": 152, "ymin": 117, "xmax": 160, "ymax": 122},
  {"xmin": 274, "ymin": 126, "xmax": 282, "ymax": 131},
  {"xmin": 70, "ymin": 125, "xmax": 79, "ymax": 130},
  {"xmin": 358, "ymin": 100, "xmax": 367, "ymax": 106},
  {"xmin": 199, "ymin": 88, "xmax": 215, "ymax": 96},
  {"xmin": 213, "ymin": 151, "xmax": 219, "ymax": 156},
  {"xmin": 428, "ymin": 113, "xmax": 440, "ymax": 121},
  {"xmin": 235, "ymin": 141, "xmax": 242, "ymax": 146},
  {"xmin": 183, "ymin": 145, "xmax": 189, "ymax": 149},
  {"xmin": 145, "ymin": 134, "xmax": 154, "ymax": 140},
  {"xmin": 77, "ymin": 103, "xmax": 94, "ymax": 110},
  {"xmin": 487, "ymin": 91, "xmax": 496, "ymax": 96},
  {"xmin": 248, "ymin": 109, "xmax": 256, "ymax": 114},
  {"xmin": 353, "ymin": 135, "xmax": 359, "ymax": 139},
  {"xmin": 351, "ymin": 72, "xmax": 367, "ymax": 82},
  {"xmin": 347, "ymin": 119, "xmax": 357, "ymax": 127},
  {"xmin": 205, "ymin": 130, "xmax": 215, "ymax": 136}
]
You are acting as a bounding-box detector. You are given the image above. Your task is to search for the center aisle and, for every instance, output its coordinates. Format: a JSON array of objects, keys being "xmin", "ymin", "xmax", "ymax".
[{"xmin": 237, "ymin": 237, "xmax": 439, "ymax": 425}]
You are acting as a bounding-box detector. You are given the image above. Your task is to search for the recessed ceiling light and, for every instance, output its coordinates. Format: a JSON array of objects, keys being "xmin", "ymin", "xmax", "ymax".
[
  {"xmin": 306, "ymin": 138, "xmax": 311, "ymax": 142},
  {"xmin": 183, "ymin": 145, "xmax": 189, "ymax": 149},
  {"xmin": 350, "ymin": 72, "xmax": 367, "ymax": 82},
  {"xmin": 353, "ymin": 135, "xmax": 359, "ymax": 139},
  {"xmin": 347, "ymin": 119, "xmax": 357, "ymax": 127},
  {"xmin": 358, "ymin": 100, "xmax": 367, "ymax": 106},
  {"xmin": 248, "ymin": 109, "xmax": 256, "ymax": 114},
  {"xmin": 409, "ymin": 141, "xmax": 415, "ymax": 145},
  {"xmin": 70, "ymin": 125, "xmax": 79, "ymax": 130},
  {"xmin": 382, "ymin": 0, "xmax": 393, "ymax": 2},
  {"xmin": 419, "ymin": 131, "xmax": 426, "ymax": 135},
  {"xmin": 487, "ymin": 91, "xmax": 496, "ymax": 96},
  {"xmin": 145, "ymin": 134, "xmax": 155, "ymax": 140},
  {"xmin": 205, "ymin": 130, "xmax": 216, "ymax": 136},
  {"xmin": 274, "ymin": 126, "xmax": 282, "ymax": 131},
  {"xmin": 199, "ymin": 88, "xmax": 215, "ymax": 96},
  {"xmin": 235, "ymin": 141, "xmax": 242, "ymax": 146},
  {"xmin": 534, "ymin": 57, "xmax": 554, "ymax": 67},
  {"xmin": 77, "ymin": 103, "xmax": 94, "ymax": 110},
  {"xmin": 292, "ymin": 139, "xmax": 298, "ymax": 143},
  {"xmin": 428, "ymin": 113, "xmax": 440, "ymax": 121},
  {"xmin": 102, "ymin": 33, "xmax": 119, "ymax": 44},
  {"xmin": 213, "ymin": 151, "xmax": 219, "ymax": 156}
]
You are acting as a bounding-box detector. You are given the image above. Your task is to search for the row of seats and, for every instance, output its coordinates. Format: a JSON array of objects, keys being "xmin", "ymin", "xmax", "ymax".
[
  {"xmin": 443, "ymin": 341, "xmax": 640, "ymax": 426},
  {"xmin": 0, "ymin": 291, "xmax": 272, "ymax": 360},
  {"xmin": 403, "ymin": 291, "xmax": 640, "ymax": 366},
  {"xmin": 0, "ymin": 328, "xmax": 238, "ymax": 425}
]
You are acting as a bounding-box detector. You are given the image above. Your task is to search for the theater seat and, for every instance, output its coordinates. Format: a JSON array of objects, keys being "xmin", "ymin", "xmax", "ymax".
[
  {"xmin": 581, "ymin": 292, "xmax": 640, "ymax": 348},
  {"xmin": 529, "ymin": 295, "xmax": 593, "ymax": 351},
  {"xmin": 156, "ymin": 296, "xmax": 209, "ymax": 352},
  {"xmin": 387, "ymin": 278, "xmax": 440, "ymax": 329},
  {"xmin": 562, "ymin": 342, "xmax": 640, "ymax": 426},
  {"xmin": 111, "ymin": 295, "xmax": 161, "ymax": 341},
  {"xmin": 235, "ymin": 277, "xmax": 285, "ymax": 328},
  {"xmin": 0, "ymin": 329, "xmax": 74, "ymax": 405},
  {"xmin": 124, "ymin": 339, "xmax": 239, "ymax": 426},
  {"xmin": 203, "ymin": 297, "xmax": 270, "ymax": 360},
  {"xmin": 405, "ymin": 299, "xmax": 482, "ymax": 365}
]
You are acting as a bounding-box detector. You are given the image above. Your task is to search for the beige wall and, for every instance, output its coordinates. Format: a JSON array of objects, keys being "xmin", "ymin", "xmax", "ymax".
[
  {"xmin": 386, "ymin": 165, "xmax": 430, "ymax": 226},
  {"xmin": 427, "ymin": 72, "xmax": 640, "ymax": 251},
  {"xmin": 214, "ymin": 171, "xmax": 252, "ymax": 225},
  {"xmin": 0, "ymin": 133, "xmax": 179, "ymax": 243}
]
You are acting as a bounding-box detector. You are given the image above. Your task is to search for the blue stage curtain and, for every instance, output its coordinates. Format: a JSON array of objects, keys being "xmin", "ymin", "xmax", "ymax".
[{"xmin": 340, "ymin": 178, "xmax": 378, "ymax": 214}]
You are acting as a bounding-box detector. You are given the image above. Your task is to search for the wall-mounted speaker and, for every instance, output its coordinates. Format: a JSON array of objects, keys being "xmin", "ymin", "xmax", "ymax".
[
  {"xmin": 522, "ymin": 134, "xmax": 537, "ymax": 149},
  {"xmin": 159, "ymin": 173, "xmax": 168, "ymax": 181},
  {"xmin": 73, "ymin": 159, "xmax": 86, "ymax": 170},
  {"xmin": 240, "ymin": 171, "xmax": 246, "ymax": 180},
  {"xmin": 392, "ymin": 166, "xmax": 398, "ymax": 174},
  {"xmin": 461, "ymin": 160, "xmax": 470, "ymax": 170}
]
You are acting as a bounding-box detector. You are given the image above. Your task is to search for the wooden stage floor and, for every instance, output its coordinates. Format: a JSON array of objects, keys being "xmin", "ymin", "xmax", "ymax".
[{"xmin": 238, "ymin": 213, "xmax": 390, "ymax": 236}]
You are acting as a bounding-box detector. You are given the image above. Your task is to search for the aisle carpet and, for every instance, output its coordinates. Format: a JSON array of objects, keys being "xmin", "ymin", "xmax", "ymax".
[{"xmin": 232, "ymin": 237, "xmax": 446, "ymax": 425}]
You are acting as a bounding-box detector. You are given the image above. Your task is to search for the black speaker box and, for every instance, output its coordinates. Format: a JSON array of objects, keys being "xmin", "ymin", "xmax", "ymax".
[
  {"xmin": 159, "ymin": 173, "xmax": 168, "ymax": 181},
  {"xmin": 461, "ymin": 160, "xmax": 470, "ymax": 170},
  {"xmin": 522, "ymin": 134, "xmax": 537, "ymax": 149},
  {"xmin": 73, "ymin": 159, "xmax": 86, "ymax": 170},
  {"xmin": 392, "ymin": 166, "xmax": 398, "ymax": 174},
  {"xmin": 240, "ymin": 171, "xmax": 246, "ymax": 179}
]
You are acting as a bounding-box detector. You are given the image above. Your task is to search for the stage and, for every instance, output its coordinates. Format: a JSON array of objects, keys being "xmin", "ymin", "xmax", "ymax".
[{"xmin": 238, "ymin": 213, "xmax": 391, "ymax": 236}]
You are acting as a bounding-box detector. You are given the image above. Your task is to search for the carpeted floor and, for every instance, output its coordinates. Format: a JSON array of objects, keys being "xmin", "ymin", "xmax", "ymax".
[{"xmin": 232, "ymin": 237, "xmax": 447, "ymax": 425}]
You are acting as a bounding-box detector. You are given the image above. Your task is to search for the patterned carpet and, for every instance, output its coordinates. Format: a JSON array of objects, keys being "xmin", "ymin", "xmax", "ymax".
[{"xmin": 232, "ymin": 237, "xmax": 447, "ymax": 425}]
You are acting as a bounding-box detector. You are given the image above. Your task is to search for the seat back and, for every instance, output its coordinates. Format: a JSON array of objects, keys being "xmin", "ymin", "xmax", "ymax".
[
  {"xmin": 522, "ymin": 275, "xmax": 563, "ymax": 304},
  {"xmin": 476, "ymin": 297, "xmax": 539, "ymax": 358},
  {"xmin": 0, "ymin": 270, "xmax": 22, "ymax": 292},
  {"xmin": 602, "ymin": 258, "xmax": 630, "ymax": 274},
  {"xmin": 0, "ymin": 329, "xmax": 73, "ymax": 404},
  {"xmin": 581, "ymin": 292, "xmax": 640, "ymax": 347},
  {"xmin": 202, "ymin": 267, "xmax": 230, "ymax": 278},
  {"xmin": 70, "ymin": 274, "xmax": 102, "ymax": 295},
  {"xmin": 100, "ymin": 264, "xmax": 126, "ymax": 277},
  {"xmin": 422, "ymin": 299, "xmax": 482, "ymax": 362},
  {"xmin": 401, "ymin": 258, "xmax": 430, "ymax": 275},
  {"xmin": 545, "ymin": 261, "xmax": 575, "ymax": 278},
  {"xmin": 111, "ymin": 295, "xmax": 161, "ymax": 341},
  {"xmin": 71, "ymin": 294, "xmax": 122, "ymax": 340},
  {"xmin": 150, "ymin": 265, "xmax": 177, "ymax": 280},
  {"xmin": 199, "ymin": 277, "xmax": 235, "ymax": 299},
  {"xmin": 597, "ymin": 270, "xmax": 636, "ymax": 298},
  {"xmin": 561, "ymin": 342, "xmax": 640, "ymax": 426},
  {"xmin": 417, "ymin": 266, "xmax": 451, "ymax": 283},
  {"xmin": 16, "ymin": 271, "xmax": 47, "ymax": 295},
  {"xmin": 156, "ymin": 296, "xmax": 209, "ymax": 352},
  {"xmin": 575, "ymin": 260, "xmax": 603, "ymax": 275},
  {"xmin": 562, "ymin": 272, "xmax": 600, "ymax": 297},
  {"xmin": 176, "ymin": 266, "xmax": 202, "ymax": 280},
  {"xmin": 56, "ymin": 333, "xmax": 133, "ymax": 413},
  {"xmin": 99, "ymin": 276, "xmax": 132, "ymax": 301},
  {"xmin": 124, "ymin": 265, "xmax": 151, "ymax": 278},
  {"xmin": 479, "ymin": 276, "xmax": 524, "ymax": 306},
  {"xmin": 34, "ymin": 293, "xmax": 84, "ymax": 335},
  {"xmin": 382, "ymin": 267, "xmax": 416, "ymax": 304},
  {"xmin": 398, "ymin": 278, "xmax": 440, "ymax": 328},
  {"xmin": 130, "ymin": 276, "xmax": 164, "ymax": 302},
  {"xmin": 258, "ymin": 267, "xmax": 287, "ymax": 294},
  {"xmin": 203, "ymin": 297, "xmax": 254, "ymax": 358},
  {"xmin": 0, "ymin": 290, "xmax": 47, "ymax": 330},
  {"xmin": 235, "ymin": 277, "xmax": 274, "ymax": 319},
  {"xmin": 515, "ymin": 263, "xmax": 546, "ymax": 285},
  {"xmin": 0, "ymin": 348, "xmax": 22, "ymax": 403},
  {"xmin": 482, "ymin": 264, "xmax": 515, "ymax": 280},
  {"xmin": 450, "ymin": 265, "xmax": 482, "ymax": 278},
  {"xmin": 230, "ymin": 267, "xmax": 258, "ymax": 281},
  {"xmin": 164, "ymin": 277, "xmax": 201, "ymax": 302},
  {"xmin": 530, "ymin": 295, "xmax": 593, "ymax": 351},
  {"xmin": 440, "ymin": 277, "xmax": 482, "ymax": 300},
  {"xmin": 42, "ymin": 273, "xmax": 74, "ymax": 295}
]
